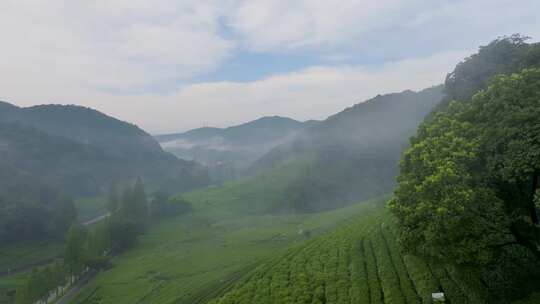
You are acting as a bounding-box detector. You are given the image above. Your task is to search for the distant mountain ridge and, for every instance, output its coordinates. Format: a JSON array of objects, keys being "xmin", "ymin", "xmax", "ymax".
[
  {"xmin": 156, "ymin": 116, "xmax": 308, "ymax": 144},
  {"xmin": 0, "ymin": 101, "xmax": 209, "ymax": 196},
  {"xmin": 156, "ymin": 116, "xmax": 317, "ymax": 180}
]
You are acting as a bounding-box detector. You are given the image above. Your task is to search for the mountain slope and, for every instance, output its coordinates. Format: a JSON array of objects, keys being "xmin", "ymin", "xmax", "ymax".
[
  {"xmin": 249, "ymin": 86, "xmax": 444, "ymax": 211},
  {"xmin": 0, "ymin": 102, "xmax": 209, "ymax": 196}
]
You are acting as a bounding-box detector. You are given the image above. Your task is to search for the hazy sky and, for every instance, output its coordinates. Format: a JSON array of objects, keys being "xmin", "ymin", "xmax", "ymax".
[{"xmin": 1, "ymin": 0, "xmax": 539, "ymax": 133}]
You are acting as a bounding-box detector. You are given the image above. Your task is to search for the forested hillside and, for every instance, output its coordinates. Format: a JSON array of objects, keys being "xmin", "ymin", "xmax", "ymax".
[
  {"xmin": 0, "ymin": 102, "xmax": 209, "ymax": 196},
  {"xmin": 0, "ymin": 102, "xmax": 209, "ymax": 246},
  {"xmin": 390, "ymin": 35, "xmax": 540, "ymax": 302},
  {"xmin": 250, "ymin": 86, "xmax": 444, "ymax": 212}
]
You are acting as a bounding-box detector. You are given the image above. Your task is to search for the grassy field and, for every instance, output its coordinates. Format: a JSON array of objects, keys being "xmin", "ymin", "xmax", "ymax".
[
  {"xmin": 210, "ymin": 203, "xmax": 489, "ymax": 304},
  {"xmin": 68, "ymin": 195, "xmax": 387, "ymax": 304}
]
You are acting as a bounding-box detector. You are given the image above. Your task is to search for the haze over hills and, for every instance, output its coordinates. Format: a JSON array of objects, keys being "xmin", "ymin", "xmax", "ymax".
[
  {"xmin": 244, "ymin": 86, "xmax": 445, "ymax": 212},
  {"xmin": 0, "ymin": 102, "xmax": 209, "ymax": 196},
  {"xmin": 1, "ymin": 0, "xmax": 540, "ymax": 301},
  {"xmin": 156, "ymin": 116, "xmax": 317, "ymax": 180},
  {"xmin": 153, "ymin": 85, "xmax": 444, "ymax": 213},
  {"xmin": 2, "ymin": 32, "xmax": 540, "ymax": 304}
]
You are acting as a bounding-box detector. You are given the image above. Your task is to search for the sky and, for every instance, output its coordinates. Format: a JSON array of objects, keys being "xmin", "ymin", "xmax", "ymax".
[{"xmin": 1, "ymin": 0, "xmax": 539, "ymax": 134}]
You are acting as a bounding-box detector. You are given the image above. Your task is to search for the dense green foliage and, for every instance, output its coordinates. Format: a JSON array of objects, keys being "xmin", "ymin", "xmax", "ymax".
[
  {"xmin": 444, "ymin": 34, "xmax": 540, "ymax": 102},
  {"xmin": 14, "ymin": 263, "xmax": 66, "ymax": 304},
  {"xmin": 391, "ymin": 37, "xmax": 540, "ymax": 302}
]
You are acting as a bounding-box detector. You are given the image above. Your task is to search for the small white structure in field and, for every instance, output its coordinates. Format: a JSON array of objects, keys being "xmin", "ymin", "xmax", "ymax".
[{"xmin": 432, "ymin": 292, "xmax": 445, "ymax": 303}]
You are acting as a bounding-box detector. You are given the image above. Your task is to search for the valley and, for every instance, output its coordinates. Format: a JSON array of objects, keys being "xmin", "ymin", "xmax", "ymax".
[{"xmin": 1, "ymin": 33, "xmax": 540, "ymax": 304}]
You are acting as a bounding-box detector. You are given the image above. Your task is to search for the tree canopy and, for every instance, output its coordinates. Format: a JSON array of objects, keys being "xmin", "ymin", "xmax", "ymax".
[{"xmin": 390, "ymin": 68, "xmax": 540, "ymax": 300}]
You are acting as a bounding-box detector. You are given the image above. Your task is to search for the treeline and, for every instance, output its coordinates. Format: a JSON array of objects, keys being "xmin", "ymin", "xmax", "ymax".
[
  {"xmin": 390, "ymin": 34, "xmax": 540, "ymax": 302},
  {"xmin": 14, "ymin": 263, "xmax": 66, "ymax": 304},
  {"xmin": 14, "ymin": 179, "xmax": 192, "ymax": 304}
]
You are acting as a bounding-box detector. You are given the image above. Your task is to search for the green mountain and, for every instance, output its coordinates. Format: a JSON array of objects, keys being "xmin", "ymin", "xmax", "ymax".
[
  {"xmin": 249, "ymin": 86, "xmax": 444, "ymax": 212},
  {"xmin": 156, "ymin": 116, "xmax": 315, "ymax": 180},
  {"xmin": 0, "ymin": 102, "xmax": 209, "ymax": 196}
]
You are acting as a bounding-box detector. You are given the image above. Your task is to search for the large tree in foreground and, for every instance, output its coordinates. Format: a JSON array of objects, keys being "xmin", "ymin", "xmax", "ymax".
[{"xmin": 390, "ymin": 68, "xmax": 540, "ymax": 298}]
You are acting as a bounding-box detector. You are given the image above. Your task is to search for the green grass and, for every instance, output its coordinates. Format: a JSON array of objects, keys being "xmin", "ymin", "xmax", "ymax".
[
  {"xmin": 69, "ymin": 195, "xmax": 386, "ymax": 304},
  {"xmin": 210, "ymin": 203, "xmax": 488, "ymax": 304}
]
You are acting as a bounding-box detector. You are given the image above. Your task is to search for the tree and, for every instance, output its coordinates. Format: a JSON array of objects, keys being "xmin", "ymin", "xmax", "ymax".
[
  {"xmin": 49, "ymin": 193, "xmax": 77, "ymax": 238},
  {"xmin": 444, "ymin": 34, "xmax": 531, "ymax": 102},
  {"xmin": 118, "ymin": 178, "xmax": 148, "ymax": 231},
  {"xmin": 131, "ymin": 177, "xmax": 148, "ymax": 227},
  {"xmin": 149, "ymin": 190, "xmax": 170, "ymax": 219},
  {"xmin": 64, "ymin": 224, "xmax": 89, "ymax": 277},
  {"xmin": 390, "ymin": 68, "xmax": 540, "ymax": 300},
  {"xmin": 87, "ymin": 221, "xmax": 111, "ymax": 257},
  {"xmin": 108, "ymin": 216, "xmax": 138, "ymax": 252},
  {"xmin": 389, "ymin": 103, "xmax": 508, "ymax": 265},
  {"xmin": 469, "ymin": 69, "xmax": 540, "ymax": 255},
  {"xmin": 107, "ymin": 181, "xmax": 121, "ymax": 213}
]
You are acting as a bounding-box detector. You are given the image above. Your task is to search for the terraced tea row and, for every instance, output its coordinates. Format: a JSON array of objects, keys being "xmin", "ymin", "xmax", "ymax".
[{"xmin": 210, "ymin": 208, "xmax": 487, "ymax": 304}]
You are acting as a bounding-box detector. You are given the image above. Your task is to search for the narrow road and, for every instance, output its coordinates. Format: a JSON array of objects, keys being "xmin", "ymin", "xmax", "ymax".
[
  {"xmin": 81, "ymin": 212, "xmax": 111, "ymax": 226},
  {"xmin": 56, "ymin": 271, "xmax": 97, "ymax": 304}
]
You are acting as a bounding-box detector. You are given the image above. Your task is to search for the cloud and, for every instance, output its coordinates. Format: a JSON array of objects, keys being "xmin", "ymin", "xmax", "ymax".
[
  {"xmin": 228, "ymin": 0, "xmax": 419, "ymax": 52},
  {"xmin": 228, "ymin": 0, "xmax": 540, "ymax": 58},
  {"xmin": 79, "ymin": 50, "xmax": 467, "ymax": 133},
  {"xmin": 1, "ymin": 0, "xmax": 539, "ymax": 133},
  {"xmin": 0, "ymin": 0, "xmax": 233, "ymax": 93}
]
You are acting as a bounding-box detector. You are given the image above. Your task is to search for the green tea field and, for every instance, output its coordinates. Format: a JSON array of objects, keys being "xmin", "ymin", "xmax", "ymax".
[
  {"xmin": 210, "ymin": 205, "xmax": 488, "ymax": 304},
  {"xmin": 68, "ymin": 194, "xmax": 385, "ymax": 304}
]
